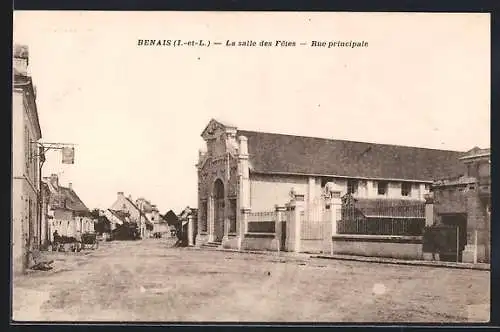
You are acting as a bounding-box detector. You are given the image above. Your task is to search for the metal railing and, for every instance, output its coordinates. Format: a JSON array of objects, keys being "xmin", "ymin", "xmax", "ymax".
[
  {"xmin": 338, "ymin": 202, "xmax": 426, "ymax": 236},
  {"xmin": 247, "ymin": 211, "xmax": 275, "ymax": 233},
  {"xmin": 337, "ymin": 217, "xmax": 425, "ymax": 236}
]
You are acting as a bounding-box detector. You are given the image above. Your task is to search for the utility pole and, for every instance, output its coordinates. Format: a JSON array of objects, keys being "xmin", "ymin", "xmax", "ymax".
[{"xmin": 33, "ymin": 142, "xmax": 76, "ymax": 248}]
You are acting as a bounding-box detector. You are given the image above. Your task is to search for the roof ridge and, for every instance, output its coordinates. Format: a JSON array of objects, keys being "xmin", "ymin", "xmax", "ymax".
[
  {"xmin": 125, "ymin": 197, "xmax": 150, "ymax": 221},
  {"xmin": 237, "ymin": 129, "xmax": 464, "ymax": 153}
]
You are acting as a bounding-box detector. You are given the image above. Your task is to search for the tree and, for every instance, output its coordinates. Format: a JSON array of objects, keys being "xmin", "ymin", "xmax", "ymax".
[{"xmin": 90, "ymin": 209, "xmax": 111, "ymax": 234}]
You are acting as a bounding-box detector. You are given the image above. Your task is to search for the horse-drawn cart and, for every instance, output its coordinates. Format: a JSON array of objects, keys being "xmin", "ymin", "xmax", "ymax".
[{"xmin": 81, "ymin": 232, "xmax": 99, "ymax": 250}]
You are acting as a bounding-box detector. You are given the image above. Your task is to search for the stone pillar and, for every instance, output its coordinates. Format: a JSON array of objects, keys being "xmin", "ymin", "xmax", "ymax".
[
  {"xmin": 286, "ymin": 194, "xmax": 305, "ymax": 252},
  {"xmin": 238, "ymin": 136, "xmax": 250, "ymax": 210},
  {"xmin": 207, "ymin": 195, "xmax": 214, "ymax": 242},
  {"xmin": 307, "ymin": 177, "xmax": 315, "ymax": 222},
  {"xmin": 187, "ymin": 215, "xmax": 194, "ymax": 246},
  {"xmin": 272, "ymin": 205, "xmax": 286, "ymax": 251},
  {"xmin": 424, "ymin": 193, "xmax": 434, "ymax": 227},
  {"xmin": 463, "ymin": 194, "xmax": 490, "ymax": 263},
  {"xmin": 328, "ymin": 191, "xmax": 342, "ymax": 255},
  {"xmin": 419, "ymin": 183, "xmax": 427, "ymax": 200},
  {"xmin": 239, "ymin": 208, "xmax": 251, "ymax": 250},
  {"xmin": 197, "ymin": 200, "xmax": 206, "ymax": 240},
  {"xmin": 223, "ymin": 197, "xmax": 230, "ymax": 241}
]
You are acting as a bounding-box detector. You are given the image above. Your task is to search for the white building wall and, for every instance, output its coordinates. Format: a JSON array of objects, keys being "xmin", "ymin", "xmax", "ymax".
[
  {"xmin": 249, "ymin": 173, "xmax": 308, "ymax": 212},
  {"xmin": 388, "ymin": 182, "xmax": 401, "ymax": 197},
  {"xmin": 12, "ymin": 88, "xmax": 41, "ymax": 275},
  {"xmin": 249, "ymin": 172, "xmax": 432, "ymax": 214},
  {"xmin": 12, "ymin": 91, "xmax": 25, "ymax": 275}
]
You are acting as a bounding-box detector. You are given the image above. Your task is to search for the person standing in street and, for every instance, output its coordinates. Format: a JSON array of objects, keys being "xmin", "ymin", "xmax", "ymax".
[{"xmin": 75, "ymin": 231, "xmax": 82, "ymax": 252}]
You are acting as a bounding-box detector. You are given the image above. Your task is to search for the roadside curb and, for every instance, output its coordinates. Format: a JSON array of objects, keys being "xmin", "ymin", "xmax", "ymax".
[
  {"xmin": 312, "ymin": 255, "xmax": 491, "ymax": 271},
  {"xmin": 192, "ymin": 247, "xmax": 490, "ymax": 271},
  {"xmin": 190, "ymin": 246, "xmax": 309, "ymax": 259}
]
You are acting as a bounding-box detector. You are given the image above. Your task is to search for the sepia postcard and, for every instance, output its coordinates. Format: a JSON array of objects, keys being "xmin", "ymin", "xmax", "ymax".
[{"xmin": 11, "ymin": 11, "xmax": 490, "ymax": 324}]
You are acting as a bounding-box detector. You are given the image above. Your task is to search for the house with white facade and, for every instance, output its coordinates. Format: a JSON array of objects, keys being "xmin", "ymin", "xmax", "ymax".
[
  {"xmin": 12, "ymin": 44, "xmax": 43, "ymax": 274},
  {"xmin": 43, "ymin": 174, "xmax": 94, "ymax": 241},
  {"xmin": 109, "ymin": 192, "xmax": 154, "ymax": 239}
]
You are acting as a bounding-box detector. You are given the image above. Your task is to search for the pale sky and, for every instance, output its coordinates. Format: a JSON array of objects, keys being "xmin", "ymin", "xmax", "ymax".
[{"xmin": 13, "ymin": 11, "xmax": 490, "ymax": 214}]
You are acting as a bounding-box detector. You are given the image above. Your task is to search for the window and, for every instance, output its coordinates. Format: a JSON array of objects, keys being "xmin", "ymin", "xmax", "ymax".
[
  {"xmin": 347, "ymin": 179, "xmax": 358, "ymax": 195},
  {"xmin": 478, "ymin": 162, "xmax": 490, "ymax": 178},
  {"xmin": 467, "ymin": 164, "xmax": 475, "ymax": 177},
  {"xmin": 401, "ymin": 182, "xmax": 412, "ymax": 196},
  {"xmin": 377, "ymin": 181, "xmax": 388, "ymax": 195}
]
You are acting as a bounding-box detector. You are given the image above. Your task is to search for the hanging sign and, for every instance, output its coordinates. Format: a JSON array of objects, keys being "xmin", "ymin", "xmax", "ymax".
[{"xmin": 61, "ymin": 147, "xmax": 75, "ymax": 164}]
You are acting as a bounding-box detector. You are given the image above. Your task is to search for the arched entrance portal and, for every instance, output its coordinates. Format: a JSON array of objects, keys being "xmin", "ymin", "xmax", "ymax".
[{"xmin": 213, "ymin": 179, "xmax": 225, "ymax": 242}]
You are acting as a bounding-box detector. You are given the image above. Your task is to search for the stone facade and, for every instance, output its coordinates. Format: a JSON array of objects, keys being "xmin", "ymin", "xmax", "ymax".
[
  {"xmin": 12, "ymin": 44, "xmax": 42, "ymax": 275},
  {"xmin": 431, "ymin": 148, "xmax": 490, "ymax": 263},
  {"xmin": 196, "ymin": 120, "xmax": 240, "ymax": 245}
]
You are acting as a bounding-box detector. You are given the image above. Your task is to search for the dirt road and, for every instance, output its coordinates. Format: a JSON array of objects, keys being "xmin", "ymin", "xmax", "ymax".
[{"xmin": 12, "ymin": 238, "xmax": 490, "ymax": 323}]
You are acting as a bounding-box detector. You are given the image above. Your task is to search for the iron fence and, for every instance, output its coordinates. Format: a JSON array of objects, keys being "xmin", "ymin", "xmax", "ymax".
[
  {"xmin": 361, "ymin": 205, "xmax": 425, "ymax": 218},
  {"xmin": 300, "ymin": 209, "xmax": 328, "ymax": 240},
  {"xmin": 337, "ymin": 217, "xmax": 425, "ymax": 236},
  {"xmin": 338, "ymin": 202, "xmax": 426, "ymax": 236}
]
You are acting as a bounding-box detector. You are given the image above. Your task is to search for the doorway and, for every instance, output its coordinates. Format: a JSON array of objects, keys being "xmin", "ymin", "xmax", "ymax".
[
  {"xmin": 213, "ymin": 179, "xmax": 225, "ymax": 242},
  {"xmin": 440, "ymin": 213, "xmax": 467, "ymax": 262}
]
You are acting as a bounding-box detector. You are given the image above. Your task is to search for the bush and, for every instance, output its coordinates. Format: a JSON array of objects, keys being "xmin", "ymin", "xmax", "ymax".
[{"xmin": 111, "ymin": 222, "xmax": 140, "ymax": 241}]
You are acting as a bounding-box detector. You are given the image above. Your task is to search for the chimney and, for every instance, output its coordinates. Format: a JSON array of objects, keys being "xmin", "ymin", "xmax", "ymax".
[
  {"xmin": 68, "ymin": 182, "xmax": 73, "ymax": 190},
  {"xmin": 50, "ymin": 174, "xmax": 59, "ymax": 188},
  {"xmin": 13, "ymin": 44, "xmax": 29, "ymax": 77},
  {"xmin": 117, "ymin": 192, "xmax": 124, "ymax": 199}
]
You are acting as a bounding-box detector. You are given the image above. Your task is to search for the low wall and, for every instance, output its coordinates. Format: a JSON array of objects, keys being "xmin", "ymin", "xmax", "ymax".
[
  {"xmin": 222, "ymin": 235, "xmax": 240, "ymax": 249},
  {"xmin": 332, "ymin": 234, "xmax": 423, "ymax": 260},
  {"xmin": 301, "ymin": 239, "xmax": 331, "ymax": 254},
  {"xmin": 242, "ymin": 233, "xmax": 279, "ymax": 251}
]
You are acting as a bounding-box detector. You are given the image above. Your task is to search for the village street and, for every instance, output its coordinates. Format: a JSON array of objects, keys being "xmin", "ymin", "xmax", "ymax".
[{"xmin": 13, "ymin": 238, "xmax": 490, "ymax": 323}]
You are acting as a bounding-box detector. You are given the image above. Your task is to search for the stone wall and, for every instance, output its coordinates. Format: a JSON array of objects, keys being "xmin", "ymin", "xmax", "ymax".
[
  {"xmin": 432, "ymin": 182, "xmax": 490, "ymax": 263},
  {"xmin": 241, "ymin": 233, "xmax": 278, "ymax": 251},
  {"xmin": 332, "ymin": 235, "xmax": 423, "ymax": 260}
]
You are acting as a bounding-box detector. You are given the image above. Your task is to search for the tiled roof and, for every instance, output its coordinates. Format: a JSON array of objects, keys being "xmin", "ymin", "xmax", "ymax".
[
  {"xmin": 124, "ymin": 197, "xmax": 151, "ymax": 224},
  {"xmin": 47, "ymin": 184, "xmax": 89, "ymax": 213},
  {"xmin": 108, "ymin": 209, "xmax": 129, "ymax": 224},
  {"xmin": 164, "ymin": 210, "xmax": 179, "ymax": 226},
  {"xmin": 237, "ymin": 130, "xmax": 466, "ymax": 182}
]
